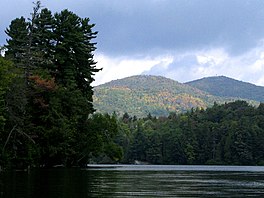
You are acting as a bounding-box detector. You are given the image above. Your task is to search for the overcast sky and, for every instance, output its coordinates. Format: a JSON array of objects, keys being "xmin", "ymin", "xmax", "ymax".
[{"xmin": 1, "ymin": 0, "xmax": 264, "ymax": 86}]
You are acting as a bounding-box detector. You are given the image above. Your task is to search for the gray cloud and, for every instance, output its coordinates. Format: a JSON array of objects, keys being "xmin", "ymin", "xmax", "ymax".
[
  {"xmin": 81, "ymin": 0, "xmax": 264, "ymax": 56},
  {"xmin": 1, "ymin": 0, "xmax": 264, "ymax": 56},
  {"xmin": 2, "ymin": 0, "xmax": 264, "ymax": 86}
]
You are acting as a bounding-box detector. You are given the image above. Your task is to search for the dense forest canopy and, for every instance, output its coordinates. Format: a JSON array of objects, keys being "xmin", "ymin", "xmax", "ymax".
[
  {"xmin": 1, "ymin": 1, "xmax": 264, "ymax": 169},
  {"xmin": 116, "ymin": 101, "xmax": 264, "ymax": 165},
  {"xmin": 0, "ymin": 1, "xmax": 122, "ymax": 169},
  {"xmin": 93, "ymin": 75, "xmax": 260, "ymax": 118}
]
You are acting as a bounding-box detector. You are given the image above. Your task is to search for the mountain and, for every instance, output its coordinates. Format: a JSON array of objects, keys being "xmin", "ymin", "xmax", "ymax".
[
  {"xmin": 93, "ymin": 75, "xmax": 239, "ymax": 117},
  {"xmin": 186, "ymin": 76, "xmax": 264, "ymax": 102}
]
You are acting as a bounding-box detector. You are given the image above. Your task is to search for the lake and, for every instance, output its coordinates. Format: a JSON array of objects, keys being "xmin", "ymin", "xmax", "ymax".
[{"xmin": 1, "ymin": 165, "xmax": 264, "ymax": 197}]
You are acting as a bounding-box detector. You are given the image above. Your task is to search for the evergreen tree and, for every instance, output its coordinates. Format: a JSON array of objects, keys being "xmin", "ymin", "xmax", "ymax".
[
  {"xmin": 5, "ymin": 17, "xmax": 29, "ymax": 68},
  {"xmin": 2, "ymin": 2, "xmax": 101, "ymax": 168}
]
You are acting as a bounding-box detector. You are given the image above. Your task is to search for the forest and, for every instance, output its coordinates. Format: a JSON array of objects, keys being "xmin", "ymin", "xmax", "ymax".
[
  {"xmin": 0, "ymin": 2, "xmax": 121, "ymax": 169},
  {"xmin": 115, "ymin": 101, "xmax": 264, "ymax": 165},
  {"xmin": 1, "ymin": 2, "xmax": 264, "ymax": 169}
]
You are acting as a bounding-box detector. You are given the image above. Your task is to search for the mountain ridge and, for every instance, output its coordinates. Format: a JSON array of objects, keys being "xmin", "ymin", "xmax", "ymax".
[
  {"xmin": 186, "ymin": 75, "xmax": 264, "ymax": 102},
  {"xmin": 93, "ymin": 75, "xmax": 258, "ymax": 117}
]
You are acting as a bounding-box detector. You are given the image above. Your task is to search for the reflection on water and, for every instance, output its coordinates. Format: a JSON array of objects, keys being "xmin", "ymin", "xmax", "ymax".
[{"xmin": 1, "ymin": 165, "xmax": 264, "ymax": 197}]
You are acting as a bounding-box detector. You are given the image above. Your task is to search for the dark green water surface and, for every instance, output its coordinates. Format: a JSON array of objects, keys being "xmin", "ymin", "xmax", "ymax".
[{"xmin": 1, "ymin": 165, "xmax": 264, "ymax": 197}]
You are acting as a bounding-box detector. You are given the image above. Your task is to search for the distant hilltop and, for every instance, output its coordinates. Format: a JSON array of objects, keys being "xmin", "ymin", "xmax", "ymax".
[
  {"xmin": 186, "ymin": 76, "xmax": 264, "ymax": 102},
  {"xmin": 93, "ymin": 75, "xmax": 261, "ymax": 117}
]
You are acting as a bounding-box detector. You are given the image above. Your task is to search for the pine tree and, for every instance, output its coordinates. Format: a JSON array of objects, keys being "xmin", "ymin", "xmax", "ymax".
[
  {"xmin": 3, "ymin": 2, "xmax": 101, "ymax": 167},
  {"xmin": 5, "ymin": 17, "xmax": 29, "ymax": 68},
  {"xmin": 53, "ymin": 9, "xmax": 100, "ymax": 106}
]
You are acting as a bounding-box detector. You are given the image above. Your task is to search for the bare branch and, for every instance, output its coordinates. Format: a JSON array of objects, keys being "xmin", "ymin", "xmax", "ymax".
[
  {"xmin": 17, "ymin": 130, "xmax": 36, "ymax": 144},
  {"xmin": 2, "ymin": 124, "xmax": 17, "ymax": 154}
]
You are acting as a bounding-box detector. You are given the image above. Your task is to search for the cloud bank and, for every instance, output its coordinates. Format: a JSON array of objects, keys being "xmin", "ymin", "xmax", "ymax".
[
  {"xmin": 1, "ymin": 0, "xmax": 264, "ymax": 86},
  {"xmin": 95, "ymin": 43, "xmax": 264, "ymax": 86}
]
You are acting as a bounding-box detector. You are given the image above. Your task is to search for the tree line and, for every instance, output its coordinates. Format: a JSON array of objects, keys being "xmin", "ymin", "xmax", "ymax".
[
  {"xmin": 116, "ymin": 101, "xmax": 264, "ymax": 165},
  {"xmin": 1, "ymin": 2, "xmax": 264, "ymax": 169}
]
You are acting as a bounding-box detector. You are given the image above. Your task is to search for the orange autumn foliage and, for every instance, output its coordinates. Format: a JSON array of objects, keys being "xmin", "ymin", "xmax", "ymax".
[
  {"xmin": 28, "ymin": 75, "xmax": 58, "ymax": 108},
  {"xmin": 28, "ymin": 75, "xmax": 57, "ymax": 91}
]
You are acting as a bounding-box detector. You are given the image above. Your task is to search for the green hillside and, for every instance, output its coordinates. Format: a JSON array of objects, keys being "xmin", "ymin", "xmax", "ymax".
[
  {"xmin": 93, "ymin": 75, "xmax": 239, "ymax": 117},
  {"xmin": 186, "ymin": 76, "xmax": 264, "ymax": 102}
]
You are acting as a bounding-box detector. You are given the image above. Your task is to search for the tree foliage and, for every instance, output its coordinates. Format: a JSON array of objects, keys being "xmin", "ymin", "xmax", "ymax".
[
  {"xmin": 1, "ymin": 2, "xmax": 264, "ymax": 169},
  {"xmin": 0, "ymin": 1, "xmax": 109, "ymax": 169},
  {"xmin": 116, "ymin": 101, "xmax": 264, "ymax": 165},
  {"xmin": 93, "ymin": 75, "xmax": 259, "ymax": 118}
]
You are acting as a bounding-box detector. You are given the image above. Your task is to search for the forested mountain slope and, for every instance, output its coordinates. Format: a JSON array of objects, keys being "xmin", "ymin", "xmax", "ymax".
[
  {"xmin": 186, "ymin": 76, "xmax": 264, "ymax": 102},
  {"xmin": 93, "ymin": 75, "xmax": 241, "ymax": 117}
]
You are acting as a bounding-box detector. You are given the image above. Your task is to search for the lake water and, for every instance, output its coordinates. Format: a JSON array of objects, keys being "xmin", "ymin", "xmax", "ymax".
[{"xmin": 1, "ymin": 165, "xmax": 264, "ymax": 197}]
